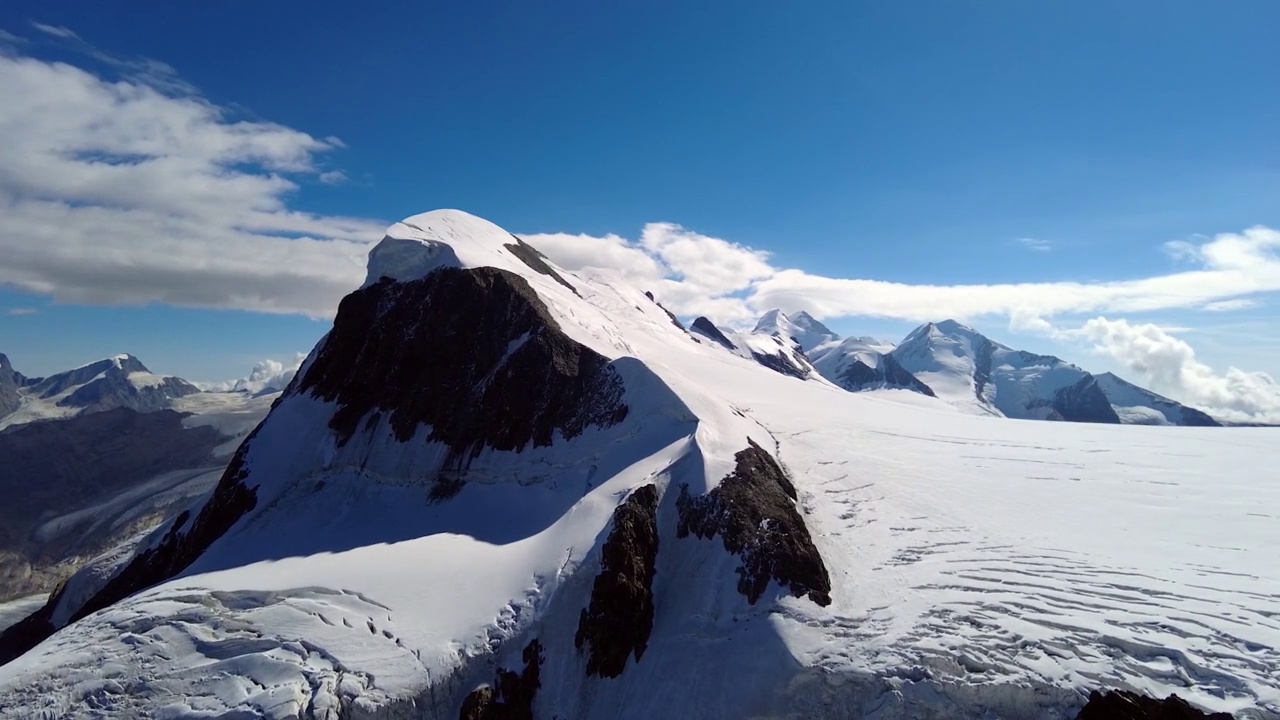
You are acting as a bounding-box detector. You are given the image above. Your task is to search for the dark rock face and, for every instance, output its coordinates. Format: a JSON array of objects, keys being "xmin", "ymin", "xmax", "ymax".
[
  {"xmin": 0, "ymin": 432, "xmax": 258, "ymax": 665},
  {"xmin": 690, "ymin": 317, "xmax": 737, "ymax": 350},
  {"xmin": 972, "ymin": 336, "xmax": 995, "ymax": 402},
  {"xmin": 1052, "ymin": 376, "xmax": 1122, "ymax": 424},
  {"xmin": 0, "ymin": 354, "xmax": 25, "ymax": 417},
  {"xmin": 1177, "ymin": 406, "xmax": 1221, "ymax": 427},
  {"xmin": 677, "ymin": 440, "xmax": 831, "ymax": 606},
  {"xmin": 459, "ymin": 639, "xmax": 543, "ymax": 720},
  {"xmin": 575, "ymin": 484, "xmax": 659, "ymax": 678},
  {"xmin": 503, "ymin": 236, "xmax": 579, "ymax": 296},
  {"xmin": 297, "ymin": 267, "xmax": 629, "ymax": 463},
  {"xmin": 1075, "ymin": 690, "xmax": 1233, "ymax": 719},
  {"xmin": 644, "ymin": 291, "xmax": 686, "ymax": 332},
  {"xmin": 750, "ymin": 349, "xmax": 810, "ymax": 380},
  {"xmin": 836, "ymin": 355, "xmax": 936, "ymax": 397}
]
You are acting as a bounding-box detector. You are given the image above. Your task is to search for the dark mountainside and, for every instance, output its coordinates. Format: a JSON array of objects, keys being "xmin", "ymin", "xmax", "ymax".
[
  {"xmin": 835, "ymin": 353, "xmax": 937, "ymax": 397},
  {"xmin": 0, "ymin": 354, "xmax": 26, "ymax": 417},
  {"xmin": 0, "ymin": 407, "xmax": 226, "ymax": 601},
  {"xmin": 690, "ymin": 316, "xmax": 737, "ymax": 350}
]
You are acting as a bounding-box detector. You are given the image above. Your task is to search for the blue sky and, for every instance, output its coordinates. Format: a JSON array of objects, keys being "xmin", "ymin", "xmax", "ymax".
[{"xmin": 1, "ymin": 2, "xmax": 1279, "ymax": 419}]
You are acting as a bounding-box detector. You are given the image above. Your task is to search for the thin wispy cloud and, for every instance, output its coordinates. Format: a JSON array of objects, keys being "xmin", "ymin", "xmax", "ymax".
[
  {"xmin": 318, "ymin": 170, "xmax": 348, "ymax": 185},
  {"xmin": 1014, "ymin": 237, "xmax": 1053, "ymax": 252},
  {"xmin": 30, "ymin": 23, "xmax": 79, "ymax": 40},
  {"xmin": 1202, "ymin": 298, "xmax": 1259, "ymax": 313},
  {"xmin": 5, "ymin": 308, "xmax": 39, "ymax": 316},
  {"xmin": 0, "ymin": 27, "xmax": 26, "ymax": 45}
]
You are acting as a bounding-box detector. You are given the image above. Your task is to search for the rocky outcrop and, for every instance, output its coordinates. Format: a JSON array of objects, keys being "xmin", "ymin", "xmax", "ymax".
[
  {"xmin": 644, "ymin": 291, "xmax": 685, "ymax": 331},
  {"xmin": 297, "ymin": 267, "xmax": 629, "ymax": 459},
  {"xmin": 1052, "ymin": 375, "xmax": 1122, "ymax": 424},
  {"xmin": 503, "ymin": 236, "xmax": 579, "ymax": 296},
  {"xmin": 678, "ymin": 440, "xmax": 831, "ymax": 606},
  {"xmin": 690, "ymin": 317, "xmax": 737, "ymax": 350},
  {"xmin": 0, "ymin": 354, "xmax": 25, "ymax": 417},
  {"xmin": 459, "ymin": 639, "xmax": 544, "ymax": 720},
  {"xmin": 836, "ymin": 354, "xmax": 936, "ymax": 397},
  {"xmin": 1075, "ymin": 689, "xmax": 1233, "ymax": 719},
  {"xmin": 575, "ymin": 484, "xmax": 659, "ymax": 678},
  {"xmin": 750, "ymin": 349, "xmax": 810, "ymax": 380}
]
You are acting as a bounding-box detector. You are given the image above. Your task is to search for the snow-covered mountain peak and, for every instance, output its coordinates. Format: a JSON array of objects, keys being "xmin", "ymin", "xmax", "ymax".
[
  {"xmin": 751, "ymin": 308, "xmax": 839, "ymax": 352},
  {"xmin": 366, "ymin": 209, "xmax": 579, "ymax": 293}
]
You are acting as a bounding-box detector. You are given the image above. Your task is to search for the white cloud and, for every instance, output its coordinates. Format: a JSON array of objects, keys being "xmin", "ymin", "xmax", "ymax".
[
  {"xmin": 201, "ymin": 353, "xmax": 306, "ymax": 394},
  {"xmin": 5, "ymin": 307, "xmax": 38, "ymax": 316},
  {"xmin": 524, "ymin": 224, "xmax": 1280, "ymax": 331},
  {"xmin": 30, "ymin": 23, "xmax": 78, "ymax": 40},
  {"xmin": 1073, "ymin": 317, "xmax": 1280, "ymax": 424},
  {"xmin": 0, "ymin": 47, "xmax": 385, "ymax": 317},
  {"xmin": 1014, "ymin": 237, "xmax": 1053, "ymax": 252},
  {"xmin": 1201, "ymin": 298, "xmax": 1259, "ymax": 312},
  {"xmin": 523, "ymin": 222, "xmax": 772, "ymax": 323},
  {"xmin": 318, "ymin": 170, "xmax": 348, "ymax": 185}
]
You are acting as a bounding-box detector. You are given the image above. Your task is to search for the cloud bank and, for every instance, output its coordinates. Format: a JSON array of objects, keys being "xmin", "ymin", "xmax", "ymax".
[
  {"xmin": 1073, "ymin": 318, "xmax": 1280, "ymax": 424},
  {"xmin": 201, "ymin": 353, "xmax": 306, "ymax": 394},
  {"xmin": 0, "ymin": 41, "xmax": 384, "ymax": 317}
]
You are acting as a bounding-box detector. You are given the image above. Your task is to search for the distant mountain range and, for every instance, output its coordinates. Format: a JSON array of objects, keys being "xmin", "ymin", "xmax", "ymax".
[
  {"xmin": 0, "ymin": 353, "xmax": 201, "ymax": 430},
  {"xmin": 719, "ymin": 310, "xmax": 1224, "ymax": 427}
]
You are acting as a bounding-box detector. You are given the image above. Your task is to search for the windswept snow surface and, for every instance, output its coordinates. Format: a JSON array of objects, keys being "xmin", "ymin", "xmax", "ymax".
[{"xmin": 1, "ymin": 211, "xmax": 1277, "ymax": 719}]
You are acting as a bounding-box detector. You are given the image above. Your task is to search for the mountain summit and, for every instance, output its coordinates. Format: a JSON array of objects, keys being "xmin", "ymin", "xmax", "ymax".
[
  {"xmin": 0, "ymin": 354, "xmax": 202, "ymax": 429},
  {"xmin": 0, "ymin": 210, "xmax": 1272, "ymax": 719},
  {"xmin": 752, "ymin": 309, "xmax": 839, "ymax": 352}
]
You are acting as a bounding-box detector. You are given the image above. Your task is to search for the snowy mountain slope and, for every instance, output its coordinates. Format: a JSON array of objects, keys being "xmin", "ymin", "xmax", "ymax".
[
  {"xmin": 0, "ymin": 211, "xmax": 1276, "ymax": 719},
  {"xmin": 1096, "ymin": 372, "xmax": 1223, "ymax": 427},
  {"xmin": 0, "ymin": 354, "xmax": 202, "ymax": 430},
  {"xmin": 806, "ymin": 334, "xmax": 937, "ymax": 397},
  {"xmin": 690, "ymin": 315, "xmax": 823, "ymax": 380},
  {"xmin": 890, "ymin": 320, "xmax": 1120, "ymax": 423},
  {"xmin": 753, "ymin": 309, "xmax": 840, "ymax": 352}
]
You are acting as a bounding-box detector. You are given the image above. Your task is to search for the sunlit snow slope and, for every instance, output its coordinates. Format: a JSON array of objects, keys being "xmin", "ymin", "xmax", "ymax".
[{"xmin": 0, "ymin": 211, "xmax": 1276, "ymax": 720}]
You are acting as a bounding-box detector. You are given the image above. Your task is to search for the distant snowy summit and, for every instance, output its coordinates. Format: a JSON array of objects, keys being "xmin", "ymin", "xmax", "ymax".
[
  {"xmin": 0, "ymin": 353, "xmax": 201, "ymax": 429},
  {"xmin": 705, "ymin": 311, "xmax": 1224, "ymax": 427}
]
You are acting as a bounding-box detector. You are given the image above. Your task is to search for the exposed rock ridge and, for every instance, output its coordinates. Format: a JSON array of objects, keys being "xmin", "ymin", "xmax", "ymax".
[
  {"xmin": 837, "ymin": 354, "xmax": 937, "ymax": 397},
  {"xmin": 575, "ymin": 484, "xmax": 659, "ymax": 678},
  {"xmin": 750, "ymin": 349, "xmax": 810, "ymax": 379},
  {"xmin": 1075, "ymin": 689, "xmax": 1233, "ymax": 719},
  {"xmin": 644, "ymin": 291, "xmax": 686, "ymax": 331},
  {"xmin": 1051, "ymin": 375, "xmax": 1122, "ymax": 424},
  {"xmin": 503, "ymin": 235, "xmax": 580, "ymax": 296},
  {"xmin": 690, "ymin": 317, "xmax": 737, "ymax": 350},
  {"xmin": 459, "ymin": 639, "xmax": 544, "ymax": 720},
  {"xmin": 296, "ymin": 267, "xmax": 629, "ymax": 461},
  {"xmin": 677, "ymin": 439, "xmax": 831, "ymax": 606},
  {"xmin": 0, "ymin": 354, "xmax": 25, "ymax": 417}
]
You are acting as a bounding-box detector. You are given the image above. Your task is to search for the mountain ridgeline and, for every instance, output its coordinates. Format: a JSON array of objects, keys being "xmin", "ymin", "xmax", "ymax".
[{"xmin": 729, "ymin": 311, "xmax": 1221, "ymax": 427}]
